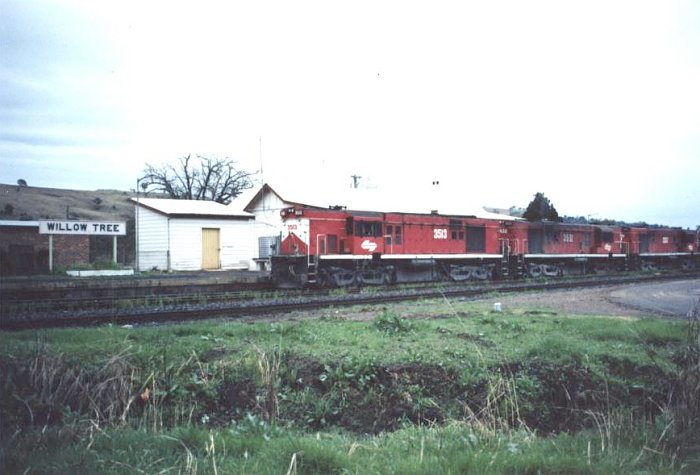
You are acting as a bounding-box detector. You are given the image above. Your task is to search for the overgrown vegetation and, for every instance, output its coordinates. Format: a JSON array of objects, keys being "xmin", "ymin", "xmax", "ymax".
[{"xmin": 1, "ymin": 298, "xmax": 699, "ymax": 474}]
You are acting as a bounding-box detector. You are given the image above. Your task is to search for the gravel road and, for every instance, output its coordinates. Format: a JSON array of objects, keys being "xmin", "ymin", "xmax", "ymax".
[{"xmin": 486, "ymin": 278, "xmax": 700, "ymax": 318}]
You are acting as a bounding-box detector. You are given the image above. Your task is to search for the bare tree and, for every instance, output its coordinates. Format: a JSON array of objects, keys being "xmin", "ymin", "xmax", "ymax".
[{"xmin": 141, "ymin": 155, "xmax": 256, "ymax": 204}]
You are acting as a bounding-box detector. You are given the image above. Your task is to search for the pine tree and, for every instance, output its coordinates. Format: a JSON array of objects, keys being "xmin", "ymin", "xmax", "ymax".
[{"xmin": 523, "ymin": 192, "xmax": 561, "ymax": 222}]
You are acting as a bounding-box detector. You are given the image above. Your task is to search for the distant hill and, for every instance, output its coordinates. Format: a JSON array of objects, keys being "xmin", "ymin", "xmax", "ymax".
[{"xmin": 0, "ymin": 183, "xmax": 136, "ymax": 222}]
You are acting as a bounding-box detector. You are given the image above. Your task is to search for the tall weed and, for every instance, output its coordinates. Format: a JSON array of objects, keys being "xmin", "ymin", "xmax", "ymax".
[
  {"xmin": 669, "ymin": 298, "xmax": 700, "ymax": 444},
  {"xmin": 1, "ymin": 340, "xmax": 136, "ymax": 430}
]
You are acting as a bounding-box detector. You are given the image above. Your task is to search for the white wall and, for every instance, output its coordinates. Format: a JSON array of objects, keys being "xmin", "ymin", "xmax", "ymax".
[
  {"xmin": 136, "ymin": 206, "xmax": 169, "ymax": 271},
  {"xmin": 136, "ymin": 205, "xmax": 258, "ymax": 271},
  {"xmin": 168, "ymin": 218, "xmax": 257, "ymax": 271},
  {"xmin": 245, "ymin": 190, "xmax": 289, "ymax": 266},
  {"xmin": 247, "ymin": 191, "xmax": 287, "ymax": 234}
]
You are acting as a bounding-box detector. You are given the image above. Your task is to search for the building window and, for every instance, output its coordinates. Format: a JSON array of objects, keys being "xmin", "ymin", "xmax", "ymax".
[
  {"xmin": 395, "ymin": 226, "xmax": 402, "ymax": 245},
  {"xmin": 563, "ymin": 233, "xmax": 574, "ymax": 243}
]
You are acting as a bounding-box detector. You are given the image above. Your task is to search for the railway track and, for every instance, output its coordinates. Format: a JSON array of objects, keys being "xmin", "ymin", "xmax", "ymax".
[{"xmin": 1, "ymin": 272, "xmax": 697, "ymax": 330}]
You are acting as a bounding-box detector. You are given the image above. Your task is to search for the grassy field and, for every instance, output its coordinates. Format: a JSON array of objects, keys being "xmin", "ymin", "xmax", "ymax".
[{"xmin": 1, "ymin": 298, "xmax": 699, "ymax": 474}]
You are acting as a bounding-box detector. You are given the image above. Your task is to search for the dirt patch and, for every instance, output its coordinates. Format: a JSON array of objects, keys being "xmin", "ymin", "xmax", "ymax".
[
  {"xmin": 208, "ymin": 378, "xmax": 259, "ymax": 426},
  {"xmin": 484, "ymin": 279, "xmax": 699, "ymax": 318},
  {"xmin": 206, "ymin": 352, "xmax": 674, "ymax": 435},
  {"xmin": 482, "ymin": 286, "xmax": 650, "ymax": 318},
  {"xmin": 453, "ymin": 331, "xmax": 496, "ymax": 347},
  {"xmin": 241, "ymin": 284, "xmax": 655, "ymax": 327}
]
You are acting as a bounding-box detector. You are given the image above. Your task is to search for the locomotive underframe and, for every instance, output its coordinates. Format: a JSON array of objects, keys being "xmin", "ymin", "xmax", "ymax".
[
  {"xmin": 636, "ymin": 253, "xmax": 697, "ymax": 272},
  {"xmin": 521, "ymin": 253, "xmax": 627, "ymax": 278},
  {"xmin": 271, "ymin": 254, "xmax": 503, "ymax": 287},
  {"xmin": 271, "ymin": 251, "xmax": 698, "ymax": 288}
]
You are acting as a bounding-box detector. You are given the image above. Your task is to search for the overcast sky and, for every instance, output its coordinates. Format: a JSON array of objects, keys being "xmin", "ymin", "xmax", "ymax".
[{"xmin": 1, "ymin": 0, "xmax": 699, "ymax": 227}]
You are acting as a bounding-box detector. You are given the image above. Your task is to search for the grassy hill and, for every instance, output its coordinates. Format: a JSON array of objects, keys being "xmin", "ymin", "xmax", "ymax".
[{"xmin": 0, "ymin": 183, "xmax": 136, "ymax": 222}]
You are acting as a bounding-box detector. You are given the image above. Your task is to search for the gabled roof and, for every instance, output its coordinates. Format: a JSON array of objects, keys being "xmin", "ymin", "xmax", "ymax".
[
  {"xmin": 242, "ymin": 184, "xmax": 292, "ymax": 212},
  {"xmin": 132, "ymin": 198, "xmax": 254, "ymax": 220}
]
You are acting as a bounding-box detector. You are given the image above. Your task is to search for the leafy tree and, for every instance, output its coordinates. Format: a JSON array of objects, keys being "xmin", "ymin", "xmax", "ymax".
[
  {"xmin": 523, "ymin": 192, "xmax": 561, "ymax": 222},
  {"xmin": 17, "ymin": 179, "xmax": 27, "ymax": 187},
  {"xmin": 141, "ymin": 155, "xmax": 256, "ymax": 204}
]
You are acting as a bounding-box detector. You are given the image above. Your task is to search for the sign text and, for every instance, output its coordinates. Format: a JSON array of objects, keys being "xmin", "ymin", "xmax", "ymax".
[{"xmin": 39, "ymin": 221, "xmax": 127, "ymax": 236}]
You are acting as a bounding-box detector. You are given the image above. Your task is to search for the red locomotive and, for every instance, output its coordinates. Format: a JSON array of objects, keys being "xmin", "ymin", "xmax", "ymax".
[{"xmin": 271, "ymin": 204, "xmax": 699, "ymax": 287}]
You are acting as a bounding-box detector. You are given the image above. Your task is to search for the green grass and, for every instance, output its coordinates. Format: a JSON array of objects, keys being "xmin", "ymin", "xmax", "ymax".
[
  {"xmin": 2, "ymin": 421, "xmax": 691, "ymax": 474},
  {"xmin": 1, "ymin": 298, "xmax": 699, "ymax": 474}
]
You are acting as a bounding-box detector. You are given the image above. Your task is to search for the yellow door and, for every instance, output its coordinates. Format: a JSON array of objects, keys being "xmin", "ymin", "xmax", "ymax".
[{"xmin": 202, "ymin": 228, "xmax": 220, "ymax": 270}]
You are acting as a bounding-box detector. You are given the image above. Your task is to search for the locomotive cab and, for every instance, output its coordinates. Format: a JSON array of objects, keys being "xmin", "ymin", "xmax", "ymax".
[{"xmin": 345, "ymin": 215, "xmax": 385, "ymax": 255}]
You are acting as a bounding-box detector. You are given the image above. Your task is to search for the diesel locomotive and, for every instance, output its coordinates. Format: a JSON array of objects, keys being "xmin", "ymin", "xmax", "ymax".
[{"xmin": 270, "ymin": 204, "xmax": 698, "ymax": 287}]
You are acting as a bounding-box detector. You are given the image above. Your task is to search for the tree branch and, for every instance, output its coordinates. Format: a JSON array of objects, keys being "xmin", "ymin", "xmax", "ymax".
[{"xmin": 141, "ymin": 155, "xmax": 256, "ymax": 204}]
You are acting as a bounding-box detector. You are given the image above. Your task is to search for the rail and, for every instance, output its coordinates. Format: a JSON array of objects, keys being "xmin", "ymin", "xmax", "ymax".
[{"xmin": 2, "ymin": 271, "xmax": 697, "ymax": 330}]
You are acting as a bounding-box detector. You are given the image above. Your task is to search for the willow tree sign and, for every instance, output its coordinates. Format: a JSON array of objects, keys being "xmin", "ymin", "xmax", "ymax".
[{"xmin": 39, "ymin": 220, "xmax": 127, "ymax": 272}]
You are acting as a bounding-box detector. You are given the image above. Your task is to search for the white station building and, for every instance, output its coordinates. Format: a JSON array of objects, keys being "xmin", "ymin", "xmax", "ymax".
[{"xmin": 133, "ymin": 198, "xmax": 256, "ymax": 272}]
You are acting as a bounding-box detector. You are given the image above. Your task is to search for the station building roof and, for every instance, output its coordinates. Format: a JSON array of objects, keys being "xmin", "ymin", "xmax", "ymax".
[
  {"xmin": 0, "ymin": 220, "xmax": 40, "ymax": 227},
  {"xmin": 132, "ymin": 198, "xmax": 254, "ymax": 220}
]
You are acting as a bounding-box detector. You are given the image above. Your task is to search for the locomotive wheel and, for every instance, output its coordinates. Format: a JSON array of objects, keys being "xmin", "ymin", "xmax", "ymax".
[
  {"xmin": 330, "ymin": 269, "xmax": 356, "ymax": 287},
  {"xmin": 542, "ymin": 265, "xmax": 561, "ymax": 277},
  {"xmin": 449, "ymin": 266, "xmax": 472, "ymax": 281},
  {"xmin": 471, "ymin": 267, "xmax": 490, "ymax": 280},
  {"xmin": 640, "ymin": 261, "xmax": 656, "ymax": 272},
  {"xmin": 528, "ymin": 264, "xmax": 543, "ymax": 278},
  {"xmin": 384, "ymin": 268, "xmax": 397, "ymax": 285}
]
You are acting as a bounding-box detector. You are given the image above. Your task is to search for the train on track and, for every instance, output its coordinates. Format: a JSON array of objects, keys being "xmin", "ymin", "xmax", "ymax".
[{"xmin": 270, "ymin": 204, "xmax": 699, "ymax": 288}]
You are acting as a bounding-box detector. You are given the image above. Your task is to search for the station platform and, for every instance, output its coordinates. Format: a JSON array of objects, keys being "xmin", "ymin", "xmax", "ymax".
[{"xmin": 0, "ymin": 269, "xmax": 270, "ymax": 293}]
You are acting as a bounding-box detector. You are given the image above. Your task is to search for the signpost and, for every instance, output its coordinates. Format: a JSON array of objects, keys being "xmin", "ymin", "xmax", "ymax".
[{"xmin": 39, "ymin": 220, "xmax": 127, "ymax": 272}]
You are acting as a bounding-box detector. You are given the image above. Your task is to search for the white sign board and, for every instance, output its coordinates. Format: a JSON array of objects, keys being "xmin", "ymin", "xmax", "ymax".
[{"xmin": 39, "ymin": 221, "xmax": 127, "ymax": 236}]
